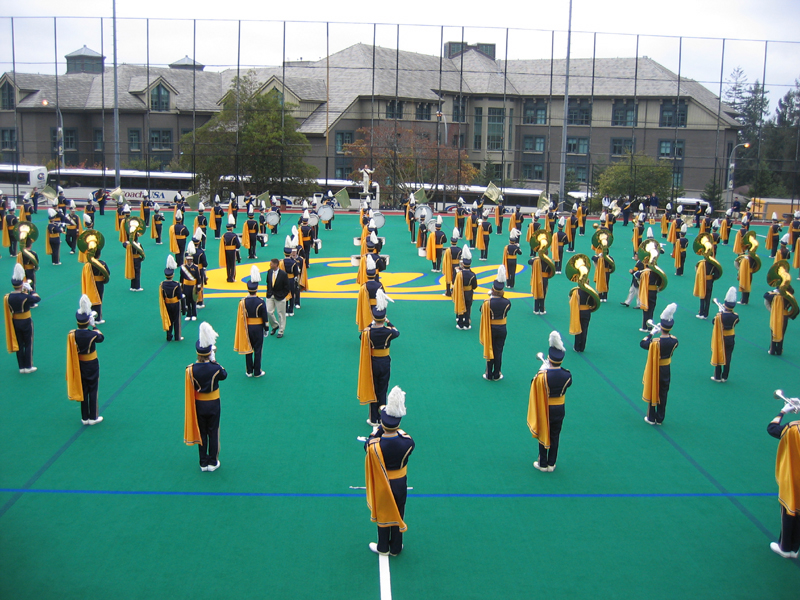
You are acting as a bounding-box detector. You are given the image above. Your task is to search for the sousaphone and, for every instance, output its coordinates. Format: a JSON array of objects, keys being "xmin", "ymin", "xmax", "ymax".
[
  {"xmin": 638, "ymin": 238, "xmax": 669, "ymax": 291},
  {"xmin": 14, "ymin": 221, "xmax": 39, "ymax": 243},
  {"xmin": 124, "ymin": 215, "xmax": 146, "ymax": 241},
  {"xmin": 78, "ymin": 229, "xmax": 106, "ymax": 258},
  {"xmin": 564, "ymin": 253, "xmax": 601, "ymax": 312}
]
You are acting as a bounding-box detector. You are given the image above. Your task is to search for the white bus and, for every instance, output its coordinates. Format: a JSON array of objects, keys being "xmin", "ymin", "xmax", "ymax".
[
  {"xmin": 0, "ymin": 165, "xmax": 48, "ymax": 200},
  {"xmin": 47, "ymin": 169, "xmax": 194, "ymax": 205}
]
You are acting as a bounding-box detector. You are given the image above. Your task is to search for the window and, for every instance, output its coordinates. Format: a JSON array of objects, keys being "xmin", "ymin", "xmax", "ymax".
[
  {"xmin": 129, "ymin": 129, "xmax": 141, "ymax": 152},
  {"xmin": 522, "ymin": 163, "xmax": 544, "ymax": 180},
  {"xmin": 507, "ymin": 108, "xmax": 513, "ymax": 150},
  {"xmin": 93, "ymin": 129, "xmax": 104, "ymax": 152},
  {"xmin": 452, "ymin": 133, "xmax": 465, "ymax": 148},
  {"xmin": 611, "ymin": 101, "xmax": 637, "ymax": 127},
  {"xmin": 386, "ymin": 100, "xmax": 404, "ymax": 120},
  {"xmin": 150, "ymin": 129, "xmax": 172, "ymax": 151},
  {"xmin": 658, "ymin": 139, "xmax": 685, "ymax": 159},
  {"xmin": 452, "ymin": 97, "xmax": 467, "ymax": 123},
  {"xmin": 487, "ymin": 107, "xmax": 505, "ymax": 150},
  {"xmin": 473, "ymin": 107, "xmax": 482, "ymax": 150},
  {"xmin": 63, "ymin": 128, "xmax": 78, "ymax": 151},
  {"xmin": 1, "ymin": 82, "xmax": 14, "ymax": 110},
  {"xmin": 151, "ymin": 84, "xmax": 170, "ymax": 112},
  {"xmin": 415, "ymin": 103, "xmax": 431, "ymax": 121},
  {"xmin": 568, "ymin": 165, "xmax": 588, "ymax": 183},
  {"xmin": 523, "ymin": 100, "xmax": 547, "ymax": 125},
  {"xmin": 335, "ymin": 167, "xmax": 349, "ymax": 179},
  {"xmin": 611, "ymin": 138, "xmax": 634, "ymax": 156},
  {"xmin": 534, "ymin": 136, "xmax": 545, "ymax": 152},
  {"xmin": 335, "ymin": 131, "xmax": 353, "ymax": 154},
  {"xmin": 567, "ymin": 101, "xmax": 591, "ymax": 126},
  {"xmin": 672, "ymin": 169, "xmax": 683, "ymax": 187},
  {"xmin": 523, "ymin": 135, "xmax": 534, "ymax": 151},
  {"xmin": 659, "ymin": 101, "xmax": 687, "ymax": 128},
  {"xmin": 566, "ymin": 137, "xmax": 589, "ymax": 154},
  {"xmin": 0, "ymin": 128, "xmax": 17, "ymax": 151},
  {"xmin": 491, "ymin": 163, "xmax": 503, "ymax": 180},
  {"xmin": 473, "ymin": 163, "xmax": 481, "ymax": 172}
]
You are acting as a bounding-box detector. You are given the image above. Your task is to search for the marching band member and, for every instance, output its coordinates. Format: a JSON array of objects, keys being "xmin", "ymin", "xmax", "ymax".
[
  {"xmin": 494, "ymin": 196, "xmax": 504, "ymax": 235},
  {"xmin": 115, "ymin": 201, "xmax": 126, "ymax": 241},
  {"xmin": 641, "ymin": 303, "xmax": 679, "ymax": 425},
  {"xmin": 192, "ymin": 228, "xmax": 209, "ymax": 309},
  {"xmin": 480, "ymin": 266, "xmax": 511, "ymax": 381},
  {"xmin": 4, "ymin": 263, "xmax": 40, "ymax": 373},
  {"xmin": 637, "ymin": 230, "xmax": 663, "ymax": 331},
  {"xmin": 323, "ymin": 191, "xmax": 335, "ymax": 231},
  {"xmin": 427, "ymin": 216, "xmax": 447, "ymax": 272},
  {"xmin": 767, "ymin": 212, "xmax": 782, "ymax": 259},
  {"xmin": 257, "ymin": 202, "xmax": 268, "ymax": 247},
  {"xmin": 357, "ymin": 289, "xmax": 400, "ymax": 426},
  {"xmin": 660, "ymin": 203, "xmax": 671, "ymax": 238},
  {"xmin": 46, "ymin": 208, "xmax": 63, "ymax": 265},
  {"xmin": 775, "ymin": 234, "xmax": 791, "ymax": 265},
  {"xmin": 212, "ymin": 196, "xmax": 224, "ymax": 239},
  {"xmin": 621, "ymin": 196, "xmax": 632, "ymax": 227},
  {"xmin": 151, "ymin": 204, "xmax": 165, "ymax": 245},
  {"xmin": 184, "ymin": 322, "xmax": 227, "ymax": 472},
  {"xmin": 527, "ymin": 331, "xmax": 572, "ymax": 472},
  {"xmin": 365, "ymin": 385, "xmax": 414, "ymax": 557},
  {"xmin": 140, "ymin": 191, "xmax": 152, "ymax": 226},
  {"xmin": 243, "ymin": 207, "xmax": 259, "ymax": 259},
  {"xmin": 265, "ymin": 257, "xmax": 290, "ymax": 338},
  {"xmin": 193, "ymin": 202, "xmax": 208, "ymax": 249},
  {"xmin": 632, "ymin": 213, "xmax": 645, "ymax": 259},
  {"xmin": 82, "ymin": 248, "xmax": 109, "ymax": 324},
  {"xmin": 737, "ymin": 242, "xmax": 757, "ymax": 305},
  {"xmin": 299, "ymin": 210, "xmax": 315, "ymax": 267},
  {"xmin": 220, "ymin": 215, "xmax": 241, "ymax": 283},
  {"xmin": 243, "ymin": 190, "xmax": 255, "ymax": 215},
  {"xmin": 170, "ymin": 209, "xmax": 190, "ymax": 267},
  {"xmin": 565, "ymin": 205, "xmax": 578, "ymax": 252},
  {"xmin": 442, "ymin": 228, "xmax": 462, "ymax": 297},
  {"xmin": 791, "ymin": 211, "xmax": 800, "ymax": 247},
  {"xmin": 234, "ymin": 265, "xmax": 268, "ymax": 378},
  {"xmin": 694, "ymin": 202, "xmax": 704, "ymax": 228},
  {"xmin": 512, "ymin": 204, "xmax": 525, "ymax": 234},
  {"xmin": 292, "ymin": 232, "xmax": 309, "ymax": 310},
  {"xmin": 553, "ymin": 217, "xmax": 567, "ymax": 274},
  {"xmin": 159, "ymin": 256, "xmax": 184, "ymax": 342},
  {"xmin": 469, "ymin": 202, "xmax": 479, "ymax": 247},
  {"xmin": 693, "ymin": 246, "xmax": 719, "ymax": 321},
  {"xmin": 767, "ymin": 401, "xmax": 800, "ymax": 559},
  {"xmin": 454, "ymin": 197, "xmax": 466, "ymax": 237},
  {"xmin": 700, "ymin": 206, "xmax": 713, "ymax": 234},
  {"xmin": 66, "ymin": 294, "xmax": 105, "ymax": 424},
  {"xmin": 19, "ymin": 235, "xmax": 39, "ymax": 292},
  {"xmin": 407, "ymin": 196, "xmax": 417, "ymax": 243},
  {"xmin": 65, "ymin": 201, "xmax": 82, "ymax": 254},
  {"xmin": 591, "ymin": 244, "xmax": 613, "ymax": 302},
  {"xmin": 765, "ymin": 285, "xmax": 794, "ymax": 356},
  {"xmin": 732, "ymin": 215, "xmax": 749, "ymax": 255},
  {"xmin": 529, "ymin": 239, "xmax": 554, "ymax": 315},
  {"xmin": 123, "ymin": 223, "xmax": 145, "ymax": 292},
  {"xmin": 568, "ymin": 260, "xmax": 597, "ymax": 353},
  {"xmin": 546, "ymin": 203, "xmax": 557, "ymax": 233},
  {"xmin": 502, "ymin": 229, "xmax": 522, "ymax": 289},
  {"xmin": 280, "ymin": 236, "xmax": 300, "ymax": 318},
  {"xmin": 173, "ymin": 193, "xmax": 188, "ymax": 220},
  {"xmin": 710, "ymin": 287, "xmax": 740, "ymax": 383},
  {"xmin": 181, "ymin": 242, "xmax": 201, "ymax": 321},
  {"xmin": 356, "ymin": 254, "xmax": 386, "ymax": 331},
  {"xmin": 577, "ymin": 200, "xmax": 586, "ymax": 236},
  {"xmin": 720, "ymin": 209, "xmax": 732, "ymax": 245},
  {"xmin": 453, "ymin": 245, "xmax": 478, "ymax": 330}
]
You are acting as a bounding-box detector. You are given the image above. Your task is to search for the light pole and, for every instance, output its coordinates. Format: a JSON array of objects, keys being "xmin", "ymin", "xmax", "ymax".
[
  {"xmin": 727, "ymin": 142, "xmax": 750, "ymax": 209},
  {"xmin": 436, "ymin": 110, "xmax": 449, "ymax": 206},
  {"xmin": 41, "ymin": 99, "xmax": 64, "ymax": 170}
]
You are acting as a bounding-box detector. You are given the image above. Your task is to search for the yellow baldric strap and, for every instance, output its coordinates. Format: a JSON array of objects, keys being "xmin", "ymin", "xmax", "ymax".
[
  {"xmin": 164, "ymin": 296, "xmax": 179, "ymax": 304},
  {"xmin": 659, "ymin": 358, "xmax": 671, "ymax": 366},
  {"xmin": 548, "ymin": 395, "xmax": 565, "ymax": 406},
  {"xmin": 13, "ymin": 311, "xmax": 31, "ymax": 320},
  {"xmin": 78, "ymin": 351, "xmax": 98, "ymax": 361},
  {"xmin": 387, "ymin": 467, "xmax": 407, "ymax": 479},
  {"xmin": 246, "ymin": 318, "xmax": 262, "ymax": 325},
  {"xmin": 371, "ymin": 348, "xmax": 390, "ymax": 357},
  {"xmin": 195, "ymin": 390, "xmax": 220, "ymax": 401},
  {"xmin": 490, "ymin": 318, "xmax": 507, "ymax": 325}
]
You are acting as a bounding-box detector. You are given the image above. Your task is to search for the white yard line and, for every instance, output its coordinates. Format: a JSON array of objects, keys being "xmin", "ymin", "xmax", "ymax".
[{"xmin": 379, "ymin": 554, "xmax": 392, "ymax": 600}]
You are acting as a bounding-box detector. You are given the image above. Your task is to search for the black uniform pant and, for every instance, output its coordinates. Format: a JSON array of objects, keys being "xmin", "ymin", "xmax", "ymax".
[
  {"xmin": 579, "ymin": 222, "xmax": 585, "ymax": 235},
  {"xmin": 470, "ymin": 228, "xmax": 477, "ymax": 248},
  {"xmin": 166, "ymin": 304, "xmax": 181, "ymax": 341},
  {"xmin": 8, "ymin": 239, "xmax": 16, "ymax": 256},
  {"xmin": 480, "ymin": 239, "xmax": 489, "ymax": 260},
  {"xmin": 622, "ymin": 211, "xmax": 630, "ymax": 226},
  {"xmin": 245, "ymin": 325, "xmax": 265, "ymax": 374},
  {"xmin": 183, "ymin": 285, "xmax": 197, "ymax": 318},
  {"xmin": 714, "ymin": 339, "xmax": 735, "ymax": 381},
  {"xmin": 642, "ymin": 291, "xmax": 657, "ymax": 330},
  {"xmin": 538, "ymin": 404, "xmax": 565, "ymax": 468},
  {"xmin": 779, "ymin": 506, "xmax": 800, "ymax": 553},
  {"xmin": 698, "ymin": 285, "xmax": 713, "ymax": 318},
  {"xmin": 214, "ymin": 220, "xmax": 221, "ymax": 239},
  {"xmin": 370, "ymin": 355, "xmax": 391, "ymax": 423},
  {"xmin": 497, "ymin": 217, "xmax": 503, "ymax": 234},
  {"xmin": 506, "ymin": 261, "xmax": 517, "ymax": 288},
  {"xmin": 457, "ymin": 297, "xmax": 474, "ymax": 329},
  {"xmin": 176, "ymin": 241, "xmax": 186, "ymax": 267},
  {"xmin": 92, "ymin": 284, "xmax": 104, "ymax": 322},
  {"xmin": 195, "ymin": 399, "xmax": 220, "ymax": 467},
  {"xmin": 130, "ymin": 258, "xmax": 142, "ymax": 290},
  {"xmin": 486, "ymin": 325, "xmax": 506, "ymax": 380},
  {"xmin": 225, "ymin": 251, "xmax": 237, "ymax": 283},
  {"xmin": 741, "ymin": 291, "xmax": 750, "ymax": 304},
  {"xmin": 155, "ymin": 225, "xmax": 163, "ymax": 244},
  {"xmin": 99, "ymin": 201, "xmax": 106, "ymax": 215},
  {"xmin": 12, "ymin": 319, "xmax": 33, "ymax": 369},
  {"xmin": 534, "ymin": 280, "xmax": 549, "ymax": 313},
  {"xmin": 79, "ymin": 360, "xmax": 100, "ymax": 420},
  {"xmin": 143, "ymin": 210, "xmax": 150, "ymax": 226},
  {"xmin": 377, "ymin": 476, "xmax": 408, "ymax": 555},
  {"xmin": 647, "ymin": 367, "xmax": 671, "ymax": 424},
  {"xmin": 25, "ymin": 268, "xmax": 36, "ymax": 292},
  {"xmin": 65, "ymin": 232, "xmax": 77, "ymax": 253},
  {"xmin": 409, "ymin": 221, "xmax": 416, "ymax": 242},
  {"xmin": 248, "ymin": 235, "xmax": 257, "ymax": 258},
  {"xmin": 676, "ymin": 252, "xmax": 686, "ymax": 276},
  {"xmin": 302, "ymin": 243, "xmax": 313, "ymax": 266},
  {"xmin": 770, "ymin": 317, "xmax": 789, "ymax": 356},
  {"xmin": 433, "ymin": 249, "xmax": 443, "ymax": 271},
  {"xmin": 574, "ymin": 312, "xmax": 591, "ymax": 352},
  {"xmin": 285, "ymin": 279, "xmax": 297, "ymax": 314},
  {"xmin": 51, "ymin": 240, "xmax": 60, "ymax": 264}
]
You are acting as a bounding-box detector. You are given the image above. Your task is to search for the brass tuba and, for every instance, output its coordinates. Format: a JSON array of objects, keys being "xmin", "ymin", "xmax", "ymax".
[
  {"xmin": 124, "ymin": 215, "xmax": 147, "ymax": 260},
  {"xmin": 531, "ymin": 229, "xmax": 556, "ymax": 274},
  {"xmin": 565, "ymin": 254, "xmax": 601, "ymax": 312},
  {"xmin": 591, "ymin": 224, "xmax": 616, "ymax": 274},
  {"xmin": 693, "ymin": 232, "xmax": 723, "ymax": 280},
  {"xmin": 17, "ymin": 222, "xmax": 39, "ymax": 269},
  {"xmin": 767, "ymin": 260, "xmax": 799, "ymax": 320},
  {"xmin": 735, "ymin": 230, "xmax": 762, "ymax": 274},
  {"xmin": 638, "ymin": 238, "xmax": 669, "ymax": 291},
  {"xmin": 78, "ymin": 229, "xmax": 110, "ymax": 283}
]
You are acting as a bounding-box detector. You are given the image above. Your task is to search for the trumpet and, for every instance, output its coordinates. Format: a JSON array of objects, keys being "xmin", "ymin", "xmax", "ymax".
[
  {"xmin": 775, "ymin": 390, "xmax": 800, "ymax": 414},
  {"xmin": 712, "ymin": 298, "xmax": 725, "ymax": 312},
  {"xmin": 645, "ymin": 319, "xmax": 663, "ymax": 336},
  {"xmin": 536, "ymin": 352, "xmax": 551, "ymax": 371}
]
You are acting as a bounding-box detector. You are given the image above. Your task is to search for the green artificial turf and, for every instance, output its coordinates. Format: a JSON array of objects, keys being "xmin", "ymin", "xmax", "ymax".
[{"xmin": 1, "ymin": 209, "xmax": 799, "ymax": 599}]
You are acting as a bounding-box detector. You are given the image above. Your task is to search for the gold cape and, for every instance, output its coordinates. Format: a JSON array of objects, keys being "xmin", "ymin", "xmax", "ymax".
[
  {"xmin": 233, "ymin": 298, "xmax": 254, "ymax": 355},
  {"xmin": 365, "ymin": 438, "xmax": 407, "ymax": 531},
  {"xmin": 357, "ymin": 329, "xmax": 377, "ymax": 405},
  {"xmin": 479, "ymin": 300, "xmax": 493, "ymax": 360},
  {"xmin": 710, "ymin": 313, "xmax": 726, "ymax": 366},
  {"xmin": 526, "ymin": 371, "xmax": 551, "ymax": 448},
  {"xmin": 184, "ymin": 366, "xmax": 203, "ymax": 446},
  {"xmin": 66, "ymin": 331, "xmax": 84, "ymax": 401},
  {"xmin": 776, "ymin": 421, "xmax": 800, "ymax": 516},
  {"xmin": 642, "ymin": 339, "xmax": 661, "ymax": 406},
  {"xmin": 568, "ymin": 288, "xmax": 582, "ymax": 335}
]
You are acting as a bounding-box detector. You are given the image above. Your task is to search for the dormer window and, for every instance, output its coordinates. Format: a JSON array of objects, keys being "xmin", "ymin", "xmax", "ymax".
[
  {"xmin": 151, "ymin": 84, "xmax": 170, "ymax": 112},
  {"xmin": 1, "ymin": 82, "xmax": 14, "ymax": 110}
]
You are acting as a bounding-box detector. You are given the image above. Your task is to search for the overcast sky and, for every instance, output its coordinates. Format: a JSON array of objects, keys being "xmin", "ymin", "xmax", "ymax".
[{"xmin": 3, "ymin": 0, "xmax": 799, "ymax": 109}]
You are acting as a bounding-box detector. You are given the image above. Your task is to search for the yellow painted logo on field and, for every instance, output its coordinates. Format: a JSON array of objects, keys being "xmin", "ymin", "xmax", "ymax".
[{"xmin": 202, "ymin": 257, "xmax": 531, "ymax": 300}]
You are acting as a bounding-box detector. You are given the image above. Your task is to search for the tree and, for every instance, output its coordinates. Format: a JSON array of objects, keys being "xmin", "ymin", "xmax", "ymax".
[
  {"xmin": 179, "ymin": 71, "xmax": 318, "ymax": 199},
  {"xmin": 762, "ymin": 78, "xmax": 800, "ymax": 197},
  {"xmin": 700, "ymin": 178, "xmax": 723, "ymax": 211},
  {"xmin": 724, "ymin": 67, "xmax": 749, "ymax": 116},
  {"xmin": 344, "ymin": 124, "xmax": 478, "ymax": 206},
  {"xmin": 596, "ymin": 152, "xmax": 675, "ymax": 201}
]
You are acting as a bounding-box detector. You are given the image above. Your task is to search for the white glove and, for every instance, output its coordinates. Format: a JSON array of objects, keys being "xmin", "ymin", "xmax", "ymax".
[
  {"xmin": 22, "ymin": 281, "xmax": 32, "ymax": 293},
  {"xmin": 782, "ymin": 403, "xmax": 794, "ymax": 414}
]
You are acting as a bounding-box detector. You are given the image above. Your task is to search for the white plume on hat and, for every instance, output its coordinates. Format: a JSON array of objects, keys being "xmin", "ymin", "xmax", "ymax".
[
  {"xmin": 250, "ymin": 265, "xmax": 261, "ymax": 284},
  {"xmin": 284, "ymin": 235, "xmax": 293, "ymax": 248},
  {"xmin": 452, "ymin": 227, "xmax": 460, "ymax": 239},
  {"xmin": 746, "ymin": 201, "xmax": 753, "ymax": 209},
  {"xmin": 8, "ymin": 200, "xmax": 16, "ymax": 210},
  {"xmin": 186, "ymin": 241, "xmax": 196, "ymax": 257},
  {"xmin": 572, "ymin": 203, "xmax": 578, "ymax": 211},
  {"xmin": 47, "ymin": 208, "xmax": 56, "ymax": 218},
  {"xmin": 706, "ymin": 206, "xmax": 712, "ymax": 215},
  {"xmin": 666, "ymin": 203, "xmax": 672, "ymax": 210},
  {"xmin": 83, "ymin": 214, "xmax": 92, "ymax": 224},
  {"xmin": 227, "ymin": 214, "xmax": 235, "ymax": 226},
  {"xmin": 772, "ymin": 212, "xmax": 778, "ymax": 220},
  {"xmin": 726, "ymin": 208, "xmax": 732, "ymax": 216},
  {"xmin": 175, "ymin": 193, "xmax": 183, "ymax": 202},
  {"xmin": 370, "ymin": 231, "xmax": 379, "ymax": 245},
  {"xmin": 69, "ymin": 200, "xmax": 76, "ymax": 209},
  {"xmin": 365, "ymin": 254, "xmax": 377, "ymax": 271},
  {"xmin": 166, "ymin": 255, "xmax": 177, "ymax": 270},
  {"xmin": 712, "ymin": 219, "xmax": 720, "ymax": 228},
  {"xmin": 214, "ymin": 194, "xmax": 221, "ymax": 203},
  {"xmin": 384, "ymin": 386, "xmax": 407, "ymax": 419},
  {"xmin": 677, "ymin": 205, "xmax": 683, "ymax": 214},
  {"xmin": 496, "ymin": 264, "xmax": 507, "ymax": 284},
  {"xmin": 291, "ymin": 233, "xmax": 300, "ymax": 247},
  {"xmin": 302, "ymin": 209, "xmax": 310, "ymax": 220},
  {"xmin": 198, "ymin": 202, "xmax": 205, "ymax": 211},
  {"xmin": 638, "ymin": 203, "xmax": 644, "ymax": 211},
  {"xmin": 549, "ymin": 330, "xmax": 565, "ymax": 351},
  {"xmin": 472, "ymin": 200, "xmax": 478, "ymax": 209},
  {"xmin": 57, "ymin": 186, "xmax": 64, "ymax": 194},
  {"xmin": 302, "ymin": 200, "xmax": 308, "ymax": 209},
  {"xmin": 375, "ymin": 288, "xmax": 393, "ymax": 311},
  {"xmin": 781, "ymin": 233, "xmax": 789, "ymax": 244},
  {"xmin": 260, "ymin": 199, "xmax": 266, "ymax": 210},
  {"xmin": 193, "ymin": 227, "xmax": 205, "ymax": 239},
  {"xmin": 78, "ymin": 294, "xmax": 93, "ymax": 316},
  {"xmin": 368, "ymin": 218, "xmax": 376, "ymax": 229},
  {"xmin": 646, "ymin": 227, "xmax": 654, "ymax": 239},
  {"xmin": 142, "ymin": 190, "xmax": 149, "ymax": 197},
  {"xmin": 229, "ymin": 192, "xmax": 236, "ymax": 200},
  {"xmin": 638, "ymin": 213, "xmax": 645, "ymax": 222},
  {"xmin": 462, "ymin": 244, "xmax": 472, "ymax": 261},
  {"xmin": 558, "ymin": 216, "xmax": 565, "ymax": 227},
  {"xmin": 660, "ymin": 302, "xmax": 678, "ymax": 322},
  {"xmin": 198, "ymin": 322, "xmax": 219, "ymax": 349},
  {"xmin": 725, "ymin": 286, "xmax": 737, "ymax": 304},
  {"xmin": 175, "ymin": 209, "xmax": 183, "ymax": 220},
  {"xmin": 742, "ymin": 215, "xmax": 749, "ymax": 225},
  {"xmin": 795, "ymin": 211, "xmax": 800, "ymax": 218},
  {"xmin": 437, "ymin": 215, "xmax": 443, "ymax": 225},
  {"xmin": 510, "ymin": 228, "xmax": 521, "ymax": 240},
  {"xmin": 12, "ymin": 263, "xmax": 25, "ymax": 283}
]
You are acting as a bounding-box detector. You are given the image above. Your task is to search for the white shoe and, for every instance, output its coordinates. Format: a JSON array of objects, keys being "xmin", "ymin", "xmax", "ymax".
[
  {"xmin": 185, "ymin": 317, "xmax": 191, "ymax": 321},
  {"xmin": 27, "ymin": 366, "xmax": 37, "ymax": 373},
  {"xmin": 191, "ymin": 317, "xmax": 197, "ymax": 321},
  {"xmin": 206, "ymin": 460, "xmax": 220, "ymax": 472},
  {"xmin": 644, "ymin": 416, "xmax": 655, "ymax": 425},
  {"xmin": 246, "ymin": 372, "xmax": 253, "ymax": 377},
  {"xmin": 533, "ymin": 461, "xmax": 549, "ymax": 472},
  {"xmin": 639, "ymin": 328, "xmax": 649, "ymax": 332},
  {"xmin": 710, "ymin": 377, "xmax": 721, "ymax": 382},
  {"xmin": 81, "ymin": 419, "xmax": 90, "ymax": 425},
  {"xmin": 200, "ymin": 465, "xmax": 208, "ymax": 472},
  {"xmin": 88, "ymin": 416, "xmax": 104, "ymax": 425},
  {"xmin": 369, "ymin": 542, "xmax": 389, "ymax": 556},
  {"xmin": 137, "ymin": 288, "xmax": 144, "ymax": 292},
  {"xmin": 547, "ymin": 465, "xmax": 556, "ymax": 472},
  {"xmin": 482, "ymin": 373, "xmax": 489, "ymax": 380},
  {"xmin": 19, "ymin": 369, "xmax": 26, "ymax": 374},
  {"xmin": 96, "ymin": 320, "xmax": 105, "ymax": 324},
  {"xmin": 539, "ymin": 311, "xmax": 546, "ymax": 315},
  {"xmin": 770, "ymin": 542, "xmax": 798, "ymax": 559},
  {"xmin": 254, "ymin": 370, "xmax": 266, "ymax": 378}
]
